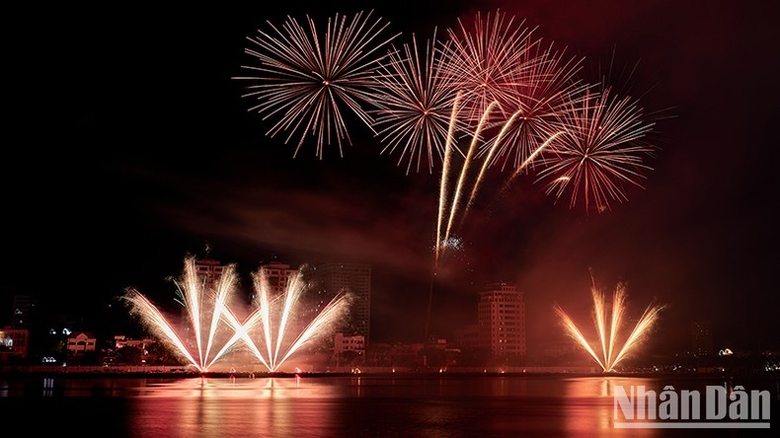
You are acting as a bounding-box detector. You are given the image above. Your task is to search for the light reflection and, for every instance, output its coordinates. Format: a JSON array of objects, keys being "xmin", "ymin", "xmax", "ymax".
[
  {"xmin": 5, "ymin": 375, "xmax": 774, "ymax": 436},
  {"xmin": 128, "ymin": 377, "xmax": 338, "ymax": 437},
  {"xmin": 43, "ymin": 377, "xmax": 54, "ymax": 397},
  {"xmin": 561, "ymin": 377, "xmax": 658, "ymax": 436}
]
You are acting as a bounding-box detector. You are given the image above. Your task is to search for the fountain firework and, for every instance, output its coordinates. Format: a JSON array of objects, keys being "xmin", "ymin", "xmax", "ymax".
[
  {"xmin": 124, "ymin": 257, "xmax": 351, "ymax": 373},
  {"xmin": 554, "ymin": 273, "xmax": 665, "ymax": 372},
  {"xmin": 241, "ymin": 266, "xmax": 352, "ymax": 372}
]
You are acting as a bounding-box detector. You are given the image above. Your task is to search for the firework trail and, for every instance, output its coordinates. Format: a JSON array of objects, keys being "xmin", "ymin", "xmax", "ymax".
[
  {"xmin": 441, "ymin": 101, "xmax": 501, "ymax": 253},
  {"xmin": 554, "ymin": 273, "xmax": 665, "ymax": 372},
  {"xmin": 426, "ymin": 90, "xmax": 465, "ymax": 339},
  {"xmin": 434, "ymin": 91, "xmax": 463, "ymax": 263},
  {"xmin": 434, "ymin": 93, "xmax": 508, "ymax": 265},
  {"xmin": 370, "ymin": 30, "xmax": 468, "ymax": 174},
  {"xmin": 236, "ymin": 10, "xmax": 399, "ymax": 159}
]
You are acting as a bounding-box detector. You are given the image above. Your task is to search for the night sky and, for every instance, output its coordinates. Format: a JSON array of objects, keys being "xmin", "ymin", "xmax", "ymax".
[{"xmin": 5, "ymin": 1, "xmax": 779, "ymax": 354}]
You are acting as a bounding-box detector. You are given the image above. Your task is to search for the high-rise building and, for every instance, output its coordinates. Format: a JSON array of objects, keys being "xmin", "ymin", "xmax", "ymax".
[
  {"xmin": 194, "ymin": 258, "xmax": 225, "ymax": 290},
  {"xmin": 477, "ymin": 282, "xmax": 526, "ymax": 359},
  {"xmin": 0, "ymin": 328, "xmax": 29, "ymax": 362},
  {"xmin": 1, "ymin": 287, "xmax": 35, "ymax": 329},
  {"xmin": 308, "ymin": 263, "xmax": 371, "ymax": 342},
  {"xmin": 256, "ymin": 261, "xmax": 301, "ymax": 332},
  {"xmin": 690, "ymin": 320, "xmax": 713, "ymax": 356},
  {"xmin": 257, "ymin": 262, "xmax": 299, "ymax": 295},
  {"xmin": 10, "ymin": 294, "xmax": 36, "ymax": 329}
]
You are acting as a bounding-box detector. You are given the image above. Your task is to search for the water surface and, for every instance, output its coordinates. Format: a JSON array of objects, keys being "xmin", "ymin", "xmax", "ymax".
[{"xmin": 1, "ymin": 374, "xmax": 777, "ymax": 437}]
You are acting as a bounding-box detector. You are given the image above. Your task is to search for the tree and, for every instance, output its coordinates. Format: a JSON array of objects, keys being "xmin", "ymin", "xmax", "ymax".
[{"xmin": 116, "ymin": 345, "xmax": 143, "ymax": 365}]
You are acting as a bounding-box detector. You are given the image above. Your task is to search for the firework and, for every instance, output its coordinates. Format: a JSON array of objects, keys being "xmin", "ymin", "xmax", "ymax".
[
  {"xmin": 124, "ymin": 258, "xmax": 351, "ymax": 373},
  {"xmin": 235, "ymin": 10, "xmax": 399, "ymax": 159},
  {"xmin": 242, "ymin": 266, "xmax": 351, "ymax": 372},
  {"xmin": 439, "ymin": 100, "xmax": 501, "ymax": 254},
  {"xmin": 124, "ymin": 257, "xmax": 246, "ymax": 372},
  {"xmin": 477, "ymin": 43, "xmax": 590, "ymax": 172},
  {"xmin": 535, "ymin": 87, "xmax": 657, "ymax": 213},
  {"xmin": 371, "ymin": 29, "xmax": 465, "ymax": 174},
  {"xmin": 438, "ymin": 10, "xmax": 539, "ymax": 122},
  {"xmin": 554, "ymin": 273, "xmax": 665, "ymax": 372},
  {"xmin": 232, "ymin": 9, "xmax": 666, "ymax": 346}
]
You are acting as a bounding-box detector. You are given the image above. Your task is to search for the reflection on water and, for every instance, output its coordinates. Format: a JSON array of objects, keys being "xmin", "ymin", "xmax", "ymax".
[
  {"xmin": 0, "ymin": 374, "xmax": 777, "ymax": 437},
  {"xmin": 130, "ymin": 378, "xmax": 335, "ymax": 438}
]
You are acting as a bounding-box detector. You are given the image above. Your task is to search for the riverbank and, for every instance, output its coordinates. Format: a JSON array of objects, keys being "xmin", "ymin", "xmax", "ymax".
[{"xmin": 2, "ymin": 364, "xmax": 777, "ymax": 381}]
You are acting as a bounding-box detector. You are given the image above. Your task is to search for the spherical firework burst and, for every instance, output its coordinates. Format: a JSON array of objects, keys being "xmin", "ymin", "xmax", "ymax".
[
  {"xmin": 370, "ymin": 30, "xmax": 466, "ymax": 174},
  {"xmin": 438, "ymin": 10, "xmax": 539, "ymax": 123},
  {"xmin": 235, "ymin": 10, "xmax": 399, "ymax": 159},
  {"xmin": 536, "ymin": 87, "xmax": 657, "ymax": 213},
  {"xmin": 477, "ymin": 43, "xmax": 591, "ymax": 173}
]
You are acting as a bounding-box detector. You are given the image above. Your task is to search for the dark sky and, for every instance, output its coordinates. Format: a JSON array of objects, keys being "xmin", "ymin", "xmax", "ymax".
[{"xmin": 5, "ymin": 1, "xmax": 779, "ymax": 353}]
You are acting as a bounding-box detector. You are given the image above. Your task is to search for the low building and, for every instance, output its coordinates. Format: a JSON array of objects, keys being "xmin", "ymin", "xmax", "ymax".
[
  {"xmin": 334, "ymin": 332, "xmax": 365, "ymax": 354},
  {"xmin": 114, "ymin": 335, "xmax": 156, "ymax": 352},
  {"xmin": 334, "ymin": 332, "xmax": 365, "ymax": 366},
  {"xmin": 67, "ymin": 331, "xmax": 97, "ymax": 357},
  {"xmin": 0, "ymin": 327, "xmax": 29, "ymax": 363}
]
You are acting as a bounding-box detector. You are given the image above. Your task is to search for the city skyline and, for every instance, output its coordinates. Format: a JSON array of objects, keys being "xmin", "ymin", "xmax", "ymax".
[{"xmin": 4, "ymin": 1, "xmax": 778, "ymax": 356}]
